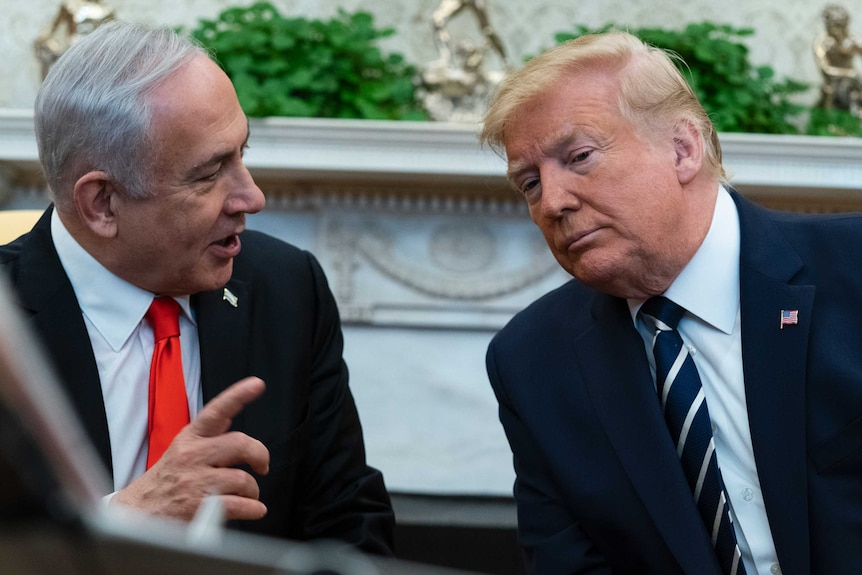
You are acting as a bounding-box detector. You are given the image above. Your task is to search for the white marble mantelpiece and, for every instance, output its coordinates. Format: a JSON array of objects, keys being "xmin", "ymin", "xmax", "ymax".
[
  {"xmin": 5, "ymin": 109, "xmax": 862, "ymax": 207},
  {"xmin": 3, "ymin": 110, "xmax": 862, "ymax": 497}
]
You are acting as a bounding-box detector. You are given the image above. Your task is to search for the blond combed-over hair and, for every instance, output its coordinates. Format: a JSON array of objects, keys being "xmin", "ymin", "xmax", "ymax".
[{"xmin": 481, "ymin": 31, "xmax": 725, "ymax": 181}]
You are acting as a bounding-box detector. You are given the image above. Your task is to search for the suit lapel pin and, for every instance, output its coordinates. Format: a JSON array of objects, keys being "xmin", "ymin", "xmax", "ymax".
[
  {"xmin": 779, "ymin": 309, "xmax": 798, "ymax": 329},
  {"xmin": 223, "ymin": 287, "xmax": 238, "ymax": 308}
]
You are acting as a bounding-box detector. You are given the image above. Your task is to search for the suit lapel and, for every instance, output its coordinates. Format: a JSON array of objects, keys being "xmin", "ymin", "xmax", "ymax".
[
  {"xmin": 13, "ymin": 209, "xmax": 113, "ymax": 473},
  {"xmin": 577, "ymin": 294, "xmax": 721, "ymax": 574},
  {"xmin": 194, "ymin": 279, "xmax": 251, "ymax": 405},
  {"xmin": 735, "ymin": 194, "xmax": 812, "ymax": 571}
]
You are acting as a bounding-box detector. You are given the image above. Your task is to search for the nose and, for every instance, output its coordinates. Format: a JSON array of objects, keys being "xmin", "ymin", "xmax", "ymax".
[
  {"xmin": 227, "ymin": 165, "xmax": 266, "ymax": 215},
  {"xmin": 536, "ymin": 164, "xmax": 579, "ymax": 220}
]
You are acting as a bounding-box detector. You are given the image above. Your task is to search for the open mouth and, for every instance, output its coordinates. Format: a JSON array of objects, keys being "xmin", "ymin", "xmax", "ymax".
[
  {"xmin": 210, "ymin": 233, "xmax": 242, "ymax": 257},
  {"xmin": 216, "ymin": 234, "xmax": 237, "ymax": 247}
]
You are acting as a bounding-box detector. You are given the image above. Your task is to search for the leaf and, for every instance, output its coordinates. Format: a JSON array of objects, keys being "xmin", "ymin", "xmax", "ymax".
[{"xmin": 183, "ymin": 2, "xmax": 426, "ymax": 119}]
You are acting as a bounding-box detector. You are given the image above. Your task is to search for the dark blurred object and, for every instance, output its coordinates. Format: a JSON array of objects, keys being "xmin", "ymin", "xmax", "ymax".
[
  {"xmin": 0, "ymin": 272, "xmax": 475, "ymax": 575},
  {"xmin": 393, "ymin": 492, "xmax": 523, "ymax": 574}
]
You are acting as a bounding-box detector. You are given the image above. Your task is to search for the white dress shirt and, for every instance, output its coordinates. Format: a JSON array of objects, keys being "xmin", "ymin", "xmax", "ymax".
[
  {"xmin": 628, "ymin": 186, "xmax": 781, "ymax": 575},
  {"xmin": 51, "ymin": 210, "xmax": 202, "ymax": 491}
]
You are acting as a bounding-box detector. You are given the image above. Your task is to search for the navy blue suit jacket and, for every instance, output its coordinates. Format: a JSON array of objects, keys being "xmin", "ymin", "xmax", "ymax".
[
  {"xmin": 0, "ymin": 207, "xmax": 394, "ymax": 555},
  {"xmin": 487, "ymin": 191, "xmax": 862, "ymax": 574}
]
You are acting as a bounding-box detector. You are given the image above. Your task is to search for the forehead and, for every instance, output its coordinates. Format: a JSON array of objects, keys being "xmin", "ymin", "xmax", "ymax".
[
  {"xmin": 147, "ymin": 56, "xmax": 248, "ymax": 162},
  {"xmin": 504, "ymin": 69, "xmax": 625, "ymax": 157},
  {"xmin": 151, "ymin": 56, "xmax": 244, "ymax": 121}
]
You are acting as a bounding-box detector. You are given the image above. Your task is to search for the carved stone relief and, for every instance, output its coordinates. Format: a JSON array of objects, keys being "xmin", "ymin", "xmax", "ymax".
[{"xmin": 321, "ymin": 213, "xmax": 565, "ymax": 328}]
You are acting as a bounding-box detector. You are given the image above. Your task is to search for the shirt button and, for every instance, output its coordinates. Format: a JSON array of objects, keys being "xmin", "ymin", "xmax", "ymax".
[
  {"xmin": 687, "ymin": 344, "xmax": 697, "ymax": 355},
  {"xmin": 770, "ymin": 563, "xmax": 781, "ymax": 574},
  {"xmin": 742, "ymin": 488, "xmax": 754, "ymax": 501}
]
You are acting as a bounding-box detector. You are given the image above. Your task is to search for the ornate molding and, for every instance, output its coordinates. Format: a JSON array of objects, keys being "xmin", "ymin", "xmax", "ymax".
[
  {"xmin": 321, "ymin": 216, "xmax": 564, "ymax": 328},
  {"xmin": 330, "ymin": 220, "xmax": 557, "ymax": 302},
  {"xmin": 4, "ymin": 110, "xmax": 862, "ymax": 211}
]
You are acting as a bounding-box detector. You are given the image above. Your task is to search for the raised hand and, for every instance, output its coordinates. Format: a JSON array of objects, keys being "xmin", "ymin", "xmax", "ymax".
[{"xmin": 112, "ymin": 377, "xmax": 270, "ymax": 521}]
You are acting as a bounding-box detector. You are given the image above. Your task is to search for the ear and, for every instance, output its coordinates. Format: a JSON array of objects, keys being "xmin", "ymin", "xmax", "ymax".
[
  {"xmin": 672, "ymin": 120, "xmax": 704, "ymax": 186},
  {"xmin": 72, "ymin": 171, "xmax": 119, "ymax": 239}
]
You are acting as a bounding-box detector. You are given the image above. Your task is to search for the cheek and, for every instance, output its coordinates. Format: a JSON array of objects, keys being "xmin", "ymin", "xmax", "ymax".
[
  {"xmin": 528, "ymin": 205, "xmax": 543, "ymax": 229},
  {"xmin": 168, "ymin": 208, "xmax": 215, "ymax": 248},
  {"xmin": 530, "ymin": 212, "xmax": 558, "ymax": 248},
  {"xmin": 612, "ymin": 170, "xmax": 675, "ymax": 225}
]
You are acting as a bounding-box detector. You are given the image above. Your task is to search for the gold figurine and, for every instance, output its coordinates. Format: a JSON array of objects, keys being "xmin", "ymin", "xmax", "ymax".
[
  {"xmin": 421, "ymin": 0, "xmax": 509, "ymax": 122},
  {"xmin": 431, "ymin": 0, "xmax": 507, "ymax": 67},
  {"xmin": 34, "ymin": 0, "xmax": 115, "ymax": 78},
  {"xmin": 814, "ymin": 4, "xmax": 862, "ymax": 115}
]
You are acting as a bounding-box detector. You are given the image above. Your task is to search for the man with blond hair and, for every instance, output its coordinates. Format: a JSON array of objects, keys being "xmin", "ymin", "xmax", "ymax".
[{"xmin": 483, "ymin": 31, "xmax": 862, "ymax": 574}]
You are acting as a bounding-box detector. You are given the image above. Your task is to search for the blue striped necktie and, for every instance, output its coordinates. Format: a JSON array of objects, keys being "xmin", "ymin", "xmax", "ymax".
[{"xmin": 640, "ymin": 296, "xmax": 746, "ymax": 575}]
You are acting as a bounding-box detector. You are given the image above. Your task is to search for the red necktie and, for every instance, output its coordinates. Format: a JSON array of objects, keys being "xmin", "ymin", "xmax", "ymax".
[{"xmin": 145, "ymin": 296, "xmax": 189, "ymax": 469}]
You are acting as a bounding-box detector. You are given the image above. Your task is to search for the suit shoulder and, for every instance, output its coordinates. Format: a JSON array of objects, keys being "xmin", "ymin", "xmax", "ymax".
[
  {"xmin": 0, "ymin": 235, "xmax": 27, "ymax": 277},
  {"xmin": 234, "ymin": 230, "xmax": 316, "ymax": 273},
  {"xmin": 232, "ymin": 230, "xmax": 332, "ymax": 295},
  {"xmin": 238, "ymin": 229, "xmax": 306, "ymax": 258},
  {"xmin": 743, "ymin": 193, "xmax": 862, "ymax": 231},
  {"xmin": 772, "ymin": 210, "xmax": 862, "ymax": 259},
  {"xmin": 493, "ymin": 279, "xmax": 595, "ymax": 347}
]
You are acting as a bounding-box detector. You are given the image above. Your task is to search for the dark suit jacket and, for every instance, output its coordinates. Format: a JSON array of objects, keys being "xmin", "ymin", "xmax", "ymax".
[
  {"xmin": 486, "ymin": 191, "xmax": 862, "ymax": 574},
  {"xmin": 0, "ymin": 208, "xmax": 394, "ymax": 555}
]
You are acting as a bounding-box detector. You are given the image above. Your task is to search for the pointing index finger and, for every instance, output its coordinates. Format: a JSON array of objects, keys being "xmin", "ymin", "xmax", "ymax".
[{"xmin": 190, "ymin": 377, "xmax": 265, "ymax": 438}]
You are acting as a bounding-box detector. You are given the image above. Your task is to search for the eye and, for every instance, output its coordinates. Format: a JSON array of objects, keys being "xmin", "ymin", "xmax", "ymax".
[
  {"xmin": 517, "ymin": 177, "xmax": 542, "ymax": 204},
  {"xmin": 200, "ymin": 168, "xmax": 221, "ymax": 182},
  {"xmin": 569, "ymin": 149, "xmax": 592, "ymax": 163},
  {"xmin": 514, "ymin": 174, "xmax": 540, "ymax": 195}
]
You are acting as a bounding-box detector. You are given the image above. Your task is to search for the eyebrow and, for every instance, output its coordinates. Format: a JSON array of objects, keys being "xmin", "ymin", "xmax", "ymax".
[
  {"xmin": 506, "ymin": 163, "xmax": 529, "ymax": 189},
  {"xmin": 506, "ymin": 130, "xmax": 578, "ymax": 185}
]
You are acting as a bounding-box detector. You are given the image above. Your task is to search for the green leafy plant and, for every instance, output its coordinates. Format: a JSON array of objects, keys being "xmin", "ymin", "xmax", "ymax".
[
  {"xmin": 806, "ymin": 107, "xmax": 862, "ymax": 137},
  {"xmin": 553, "ymin": 22, "xmax": 811, "ymax": 135},
  {"xmin": 185, "ymin": 2, "xmax": 427, "ymax": 120}
]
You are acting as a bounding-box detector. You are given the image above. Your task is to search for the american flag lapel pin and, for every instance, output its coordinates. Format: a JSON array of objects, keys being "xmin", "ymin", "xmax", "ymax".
[
  {"xmin": 223, "ymin": 287, "xmax": 238, "ymax": 308},
  {"xmin": 780, "ymin": 309, "xmax": 798, "ymax": 329}
]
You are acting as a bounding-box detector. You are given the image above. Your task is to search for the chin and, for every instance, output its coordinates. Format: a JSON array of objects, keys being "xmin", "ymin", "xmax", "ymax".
[
  {"xmin": 195, "ymin": 264, "xmax": 235, "ymax": 294},
  {"xmin": 570, "ymin": 260, "xmax": 620, "ymax": 292}
]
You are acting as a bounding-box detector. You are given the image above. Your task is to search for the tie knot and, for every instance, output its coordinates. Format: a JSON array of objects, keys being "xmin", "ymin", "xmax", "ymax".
[
  {"xmin": 640, "ymin": 296, "xmax": 686, "ymax": 330},
  {"xmin": 146, "ymin": 297, "xmax": 181, "ymax": 341}
]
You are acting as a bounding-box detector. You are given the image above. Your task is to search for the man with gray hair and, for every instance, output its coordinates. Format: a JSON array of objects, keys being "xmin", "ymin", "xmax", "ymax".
[
  {"xmin": 0, "ymin": 19, "xmax": 393, "ymax": 554},
  {"xmin": 483, "ymin": 31, "xmax": 862, "ymax": 574}
]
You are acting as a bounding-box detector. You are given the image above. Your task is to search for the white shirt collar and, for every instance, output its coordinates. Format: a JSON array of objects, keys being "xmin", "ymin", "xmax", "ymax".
[
  {"xmin": 628, "ymin": 184, "xmax": 741, "ymax": 334},
  {"xmin": 50, "ymin": 210, "xmax": 195, "ymax": 352}
]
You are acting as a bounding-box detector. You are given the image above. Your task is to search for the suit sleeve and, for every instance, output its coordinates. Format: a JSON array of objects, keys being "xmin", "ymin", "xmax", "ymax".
[
  {"xmin": 487, "ymin": 340, "xmax": 612, "ymax": 574},
  {"xmin": 292, "ymin": 253, "xmax": 395, "ymax": 555}
]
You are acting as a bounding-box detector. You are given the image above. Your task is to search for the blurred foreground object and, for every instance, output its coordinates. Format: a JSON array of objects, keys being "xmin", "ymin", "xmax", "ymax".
[{"xmin": 0, "ymin": 270, "xmax": 474, "ymax": 575}]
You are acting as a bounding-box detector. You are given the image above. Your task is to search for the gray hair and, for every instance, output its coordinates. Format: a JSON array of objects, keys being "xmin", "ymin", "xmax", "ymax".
[
  {"xmin": 481, "ymin": 31, "xmax": 725, "ymax": 181},
  {"xmin": 35, "ymin": 19, "xmax": 208, "ymax": 210}
]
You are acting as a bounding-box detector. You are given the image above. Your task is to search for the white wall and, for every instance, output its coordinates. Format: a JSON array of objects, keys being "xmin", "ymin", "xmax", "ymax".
[
  {"xmin": 4, "ymin": 0, "xmax": 862, "ymax": 497},
  {"xmin": 3, "ymin": 0, "xmax": 859, "ymax": 109}
]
